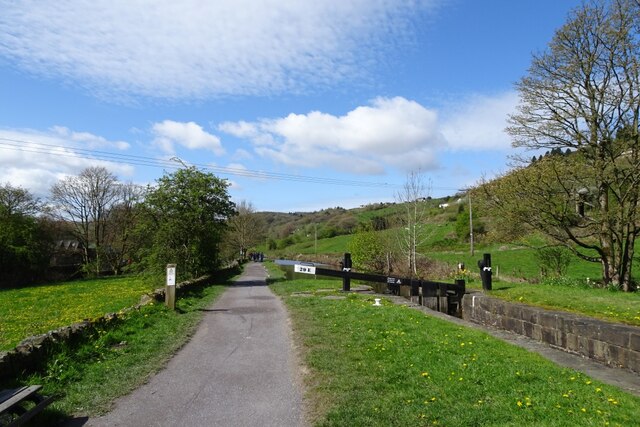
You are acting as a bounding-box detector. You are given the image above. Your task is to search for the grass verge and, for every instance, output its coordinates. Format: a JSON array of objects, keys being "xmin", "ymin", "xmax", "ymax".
[
  {"xmin": 270, "ymin": 276, "xmax": 640, "ymax": 426},
  {"xmin": 0, "ymin": 270, "xmax": 234, "ymax": 426}
]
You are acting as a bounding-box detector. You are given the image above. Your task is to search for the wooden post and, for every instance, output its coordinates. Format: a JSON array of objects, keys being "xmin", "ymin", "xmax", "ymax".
[{"xmin": 166, "ymin": 264, "xmax": 176, "ymax": 310}]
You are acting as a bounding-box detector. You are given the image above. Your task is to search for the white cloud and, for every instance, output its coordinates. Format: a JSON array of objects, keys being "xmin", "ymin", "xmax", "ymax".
[
  {"xmin": 50, "ymin": 126, "xmax": 130, "ymax": 150},
  {"xmin": 0, "ymin": 128, "xmax": 135, "ymax": 197},
  {"xmin": 218, "ymin": 93, "xmax": 519, "ymax": 176},
  {"xmin": 0, "ymin": 0, "xmax": 433, "ymax": 100},
  {"xmin": 232, "ymin": 149, "xmax": 253, "ymax": 161},
  {"xmin": 220, "ymin": 96, "xmax": 445, "ymax": 175},
  {"xmin": 441, "ymin": 91, "xmax": 518, "ymax": 150},
  {"xmin": 151, "ymin": 120, "xmax": 224, "ymax": 155}
]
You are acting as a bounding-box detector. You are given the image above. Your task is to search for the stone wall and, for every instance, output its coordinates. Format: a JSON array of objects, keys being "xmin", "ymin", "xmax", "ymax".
[
  {"xmin": 0, "ymin": 275, "xmax": 213, "ymax": 380},
  {"xmin": 462, "ymin": 292, "xmax": 640, "ymax": 373}
]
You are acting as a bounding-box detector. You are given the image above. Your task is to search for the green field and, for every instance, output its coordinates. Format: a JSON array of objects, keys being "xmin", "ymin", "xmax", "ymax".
[
  {"xmin": 269, "ymin": 273, "xmax": 639, "ymax": 426},
  {"xmin": 0, "ymin": 276, "xmax": 157, "ymax": 351}
]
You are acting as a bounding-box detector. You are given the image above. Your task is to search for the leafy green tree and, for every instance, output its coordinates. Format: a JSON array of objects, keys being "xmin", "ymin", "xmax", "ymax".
[
  {"xmin": 0, "ymin": 184, "xmax": 53, "ymax": 287},
  {"xmin": 505, "ymin": 0, "xmax": 640, "ymax": 291},
  {"xmin": 140, "ymin": 167, "xmax": 234, "ymax": 279},
  {"xmin": 348, "ymin": 229, "xmax": 388, "ymax": 274}
]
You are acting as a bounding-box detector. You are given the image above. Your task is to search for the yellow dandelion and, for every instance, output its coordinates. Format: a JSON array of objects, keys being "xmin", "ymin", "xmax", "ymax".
[{"xmin": 517, "ymin": 401, "xmax": 523, "ymax": 407}]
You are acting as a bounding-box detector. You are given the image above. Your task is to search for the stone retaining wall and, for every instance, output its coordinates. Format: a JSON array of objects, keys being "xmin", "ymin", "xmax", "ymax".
[
  {"xmin": 0, "ymin": 275, "xmax": 213, "ymax": 380},
  {"xmin": 462, "ymin": 292, "xmax": 640, "ymax": 373}
]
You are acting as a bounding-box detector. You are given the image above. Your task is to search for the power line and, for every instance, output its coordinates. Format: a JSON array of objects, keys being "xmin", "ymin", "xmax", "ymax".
[{"xmin": 0, "ymin": 137, "xmax": 405, "ymax": 189}]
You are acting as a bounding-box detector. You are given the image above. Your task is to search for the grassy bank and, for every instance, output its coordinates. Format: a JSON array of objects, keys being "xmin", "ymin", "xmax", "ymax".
[
  {"xmin": 269, "ymin": 274, "xmax": 639, "ymax": 426},
  {"xmin": 0, "ymin": 276, "xmax": 157, "ymax": 351},
  {"xmin": 0, "ymin": 273, "xmax": 232, "ymax": 425}
]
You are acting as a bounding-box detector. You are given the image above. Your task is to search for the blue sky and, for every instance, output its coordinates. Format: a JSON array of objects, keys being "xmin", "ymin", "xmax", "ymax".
[{"xmin": 0, "ymin": 0, "xmax": 583, "ymax": 212}]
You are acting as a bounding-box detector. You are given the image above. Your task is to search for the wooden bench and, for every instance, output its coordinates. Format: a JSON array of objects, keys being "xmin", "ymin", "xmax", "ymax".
[{"xmin": 0, "ymin": 385, "xmax": 53, "ymax": 427}]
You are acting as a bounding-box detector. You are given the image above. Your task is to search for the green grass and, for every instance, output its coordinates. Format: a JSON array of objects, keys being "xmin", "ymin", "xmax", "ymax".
[
  {"xmin": 426, "ymin": 245, "xmax": 602, "ymax": 282},
  {"xmin": 0, "ymin": 276, "xmax": 157, "ymax": 351},
  {"xmin": 275, "ymin": 234, "xmax": 352, "ymax": 255},
  {"xmin": 0, "ymin": 273, "xmax": 231, "ymax": 425},
  {"xmin": 270, "ymin": 277, "xmax": 640, "ymax": 426}
]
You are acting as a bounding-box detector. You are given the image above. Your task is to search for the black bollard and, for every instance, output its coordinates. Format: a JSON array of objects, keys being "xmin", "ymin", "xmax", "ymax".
[
  {"xmin": 342, "ymin": 253, "xmax": 352, "ymax": 292},
  {"xmin": 477, "ymin": 253, "xmax": 492, "ymax": 291}
]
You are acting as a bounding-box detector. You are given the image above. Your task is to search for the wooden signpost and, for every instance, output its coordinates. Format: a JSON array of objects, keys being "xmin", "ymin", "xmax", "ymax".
[{"xmin": 166, "ymin": 264, "xmax": 176, "ymax": 310}]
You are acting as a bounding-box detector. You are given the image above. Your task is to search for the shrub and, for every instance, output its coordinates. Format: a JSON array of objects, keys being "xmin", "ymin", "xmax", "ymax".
[{"xmin": 535, "ymin": 246, "xmax": 572, "ymax": 277}]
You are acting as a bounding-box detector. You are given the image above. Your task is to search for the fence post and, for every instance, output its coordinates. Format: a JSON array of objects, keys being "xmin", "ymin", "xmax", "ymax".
[{"xmin": 166, "ymin": 264, "xmax": 176, "ymax": 309}]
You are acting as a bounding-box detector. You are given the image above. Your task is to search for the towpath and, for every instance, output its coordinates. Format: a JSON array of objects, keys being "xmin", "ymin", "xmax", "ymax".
[{"xmin": 81, "ymin": 262, "xmax": 304, "ymax": 427}]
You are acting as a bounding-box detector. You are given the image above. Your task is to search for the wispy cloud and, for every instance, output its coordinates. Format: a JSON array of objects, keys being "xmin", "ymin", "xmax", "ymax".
[
  {"xmin": 151, "ymin": 120, "xmax": 224, "ymax": 155},
  {"xmin": 0, "ymin": 0, "xmax": 432, "ymax": 100},
  {"xmin": 50, "ymin": 126, "xmax": 130, "ymax": 150},
  {"xmin": 441, "ymin": 91, "xmax": 518, "ymax": 150}
]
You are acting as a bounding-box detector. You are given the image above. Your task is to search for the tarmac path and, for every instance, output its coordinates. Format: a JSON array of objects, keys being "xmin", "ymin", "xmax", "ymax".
[{"xmin": 82, "ymin": 262, "xmax": 304, "ymax": 427}]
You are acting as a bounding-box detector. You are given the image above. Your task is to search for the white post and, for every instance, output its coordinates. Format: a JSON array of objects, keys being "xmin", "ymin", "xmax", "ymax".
[{"xmin": 166, "ymin": 264, "xmax": 176, "ymax": 310}]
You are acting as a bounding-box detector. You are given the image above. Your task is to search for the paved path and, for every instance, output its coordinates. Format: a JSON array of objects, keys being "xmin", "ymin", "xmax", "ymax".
[{"xmin": 82, "ymin": 263, "xmax": 304, "ymax": 427}]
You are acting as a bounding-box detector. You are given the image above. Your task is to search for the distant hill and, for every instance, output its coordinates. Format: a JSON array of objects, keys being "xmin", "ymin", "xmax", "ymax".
[{"xmin": 257, "ymin": 195, "xmax": 473, "ymax": 255}]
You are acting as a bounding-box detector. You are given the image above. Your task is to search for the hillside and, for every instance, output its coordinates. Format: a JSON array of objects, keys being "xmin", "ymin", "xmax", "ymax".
[{"xmin": 256, "ymin": 194, "xmax": 605, "ymax": 284}]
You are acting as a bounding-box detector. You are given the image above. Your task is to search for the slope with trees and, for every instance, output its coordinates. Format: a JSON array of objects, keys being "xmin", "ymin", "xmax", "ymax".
[{"xmin": 486, "ymin": 0, "xmax": 640, "ymax": 291}]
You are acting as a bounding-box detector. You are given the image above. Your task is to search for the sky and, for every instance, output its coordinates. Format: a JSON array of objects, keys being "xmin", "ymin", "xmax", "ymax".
[{"xmin": 0, "ymin": 0, "xmax": 584, "ymax": 212}]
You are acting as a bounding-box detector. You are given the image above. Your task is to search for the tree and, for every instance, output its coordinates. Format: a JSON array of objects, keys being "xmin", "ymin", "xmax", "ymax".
[
  {"xmin": 348, "ymin": 228, "xmax": 389, "ymax": 274},
  {"xmin": 504, "ymin": 0, "xmax": 640, "ymax": 291},
  {"xmin": 395, "ymin": 171, "xmax": 431, "ymax": 276},
  {"xmin": 50, "ymin": 166, "xmax": 120, "ymax": 276},
  {"xmin": 225, "ymin": 200, "xmax": 265, "ymax": 259},
  {"xmin": 0, "ymin": 184, "xmax": 53, "ymax": 287},
  {"xmin": 140, "ymin": 167, "xmax": 234, "ymax": 279},
  {"xmin": 102, "ymin": 183, "xmax": 145, "ymax": 274}
]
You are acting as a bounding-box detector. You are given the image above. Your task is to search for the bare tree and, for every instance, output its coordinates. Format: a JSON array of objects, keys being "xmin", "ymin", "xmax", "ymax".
[
  {"xmin": 506, "ymin": 0, "xmax": 640, "ymax": 290},
  {"xmin": 50, "ymin": 166, "xmax": 120, "ymax": 275},
  {"xmin": 226, "ymin": 200, "xmax": 265, "ymax": 259},
  {"xmin": 395, "ymin": 171, "xmax": 431, "ymax": 277},
  {"xmin": 103, "ymin": 182, "xmax": 145, "ymax": 274}
]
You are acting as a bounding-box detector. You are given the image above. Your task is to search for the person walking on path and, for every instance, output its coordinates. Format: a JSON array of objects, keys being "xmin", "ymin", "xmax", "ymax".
[{"xmin": 83, "ymin": 262, "xmax": 304, "ymax": 427}]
